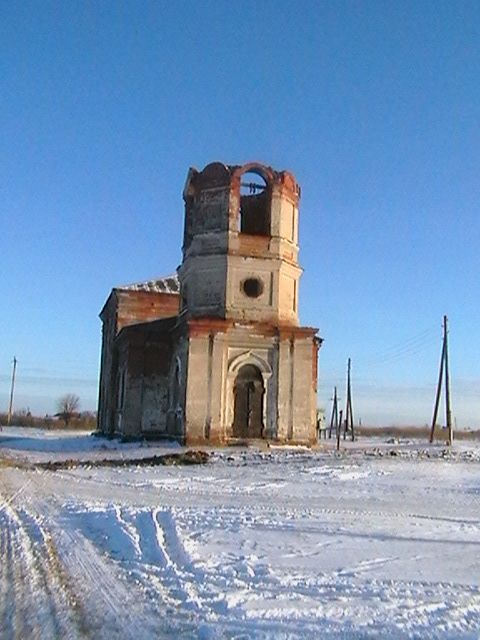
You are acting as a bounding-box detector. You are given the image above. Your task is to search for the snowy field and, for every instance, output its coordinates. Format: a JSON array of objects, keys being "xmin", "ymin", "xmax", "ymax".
[{"xmin": 1, "ymin": 428, "xmax": 479, "ymax": 639}]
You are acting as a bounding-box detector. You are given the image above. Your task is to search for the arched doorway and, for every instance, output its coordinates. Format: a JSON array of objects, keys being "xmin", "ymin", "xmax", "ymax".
[{"xmin": 232, "ymin": 364, "xmax": 265, "ymax": 438}]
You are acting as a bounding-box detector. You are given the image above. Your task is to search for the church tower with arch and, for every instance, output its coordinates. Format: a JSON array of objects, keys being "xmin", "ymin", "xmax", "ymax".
[{"xmin": 97, "ymin": 161, "xmax": 321, "ymax": 444}]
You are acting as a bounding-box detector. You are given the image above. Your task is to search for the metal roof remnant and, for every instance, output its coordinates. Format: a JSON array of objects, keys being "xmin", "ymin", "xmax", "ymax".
[{"xmin": 117, "ymin": 273, "xmax": 180, "ymax": 294}]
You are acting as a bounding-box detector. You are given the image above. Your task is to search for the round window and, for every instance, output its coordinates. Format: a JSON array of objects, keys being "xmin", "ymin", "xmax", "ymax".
[{"xmin": 242, "ymin": 278, "xmax": 263, "ymax": 298}]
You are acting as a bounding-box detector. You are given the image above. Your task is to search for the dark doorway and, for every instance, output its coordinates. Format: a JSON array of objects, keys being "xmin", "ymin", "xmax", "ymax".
[{"xmin": 232, "ymin": 364, "xmax": 265, "ymax": 438}]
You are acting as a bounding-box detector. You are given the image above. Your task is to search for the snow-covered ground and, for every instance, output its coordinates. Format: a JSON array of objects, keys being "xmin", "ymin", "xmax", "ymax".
[{"xmin": 1, "ymin": 428, "xmax": 479, "ymax": 639}]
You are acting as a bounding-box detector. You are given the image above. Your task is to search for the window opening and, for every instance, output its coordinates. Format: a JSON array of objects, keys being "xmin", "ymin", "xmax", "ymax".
[{"xmin": 242, "ymin": 278, "xmax": 263, "ymax": 298}]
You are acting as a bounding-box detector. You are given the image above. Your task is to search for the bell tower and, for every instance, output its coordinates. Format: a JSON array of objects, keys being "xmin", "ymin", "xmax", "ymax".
[
  {"xmin": 174, "ymin": 161, "xmax": 319, "ymax": 446},
  {"xmin": 179, "ymin": 162, "xmax": 302, "ymax": 326}
]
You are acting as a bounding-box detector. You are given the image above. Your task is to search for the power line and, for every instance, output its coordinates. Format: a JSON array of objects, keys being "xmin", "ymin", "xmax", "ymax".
[
  {"xmin": 321, "ymin": 328, "xmax": 439, "ymax": 385},
  {"xmin": 0, "ymin": 373, "xmax": 97, "ymax": 387},
  {"xmin": 358, "ymin": 331, "xmax": 439, "ymax": 367}
]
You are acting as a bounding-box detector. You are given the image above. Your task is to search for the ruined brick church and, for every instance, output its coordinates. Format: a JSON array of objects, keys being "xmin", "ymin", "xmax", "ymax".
[{"xmin": 97, "ymin": 162, "xmax": 321, "ymax": 444}]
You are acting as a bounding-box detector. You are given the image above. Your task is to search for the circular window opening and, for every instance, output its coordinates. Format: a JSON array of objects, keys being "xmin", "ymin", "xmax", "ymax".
[{"xmin": 242, "ymin": 278, "xmax": 263, "ymax": 298}]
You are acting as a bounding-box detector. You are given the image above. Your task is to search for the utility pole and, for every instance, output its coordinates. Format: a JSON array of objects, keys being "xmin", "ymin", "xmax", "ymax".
[
  {"xmin": 429, "ymin": 316, "xmax": 453, "ymax": 445},
  {"xmin": 444, "ymin": 316, "xmax": 452, "ymax": 445},
  {"xmin": 337, "ymin": 409, "xmax": 343, "ymax": 451},
  {"xmin": 7, "ymin": 356, "xmax": 17, "ymax": 426},
  {"xmin": 344, "ymin": 358, "xmax": 355, "ymax": 442},
  {"xmin": 328, "ymin": 386, "xmax": 338, "ymax": 439}
]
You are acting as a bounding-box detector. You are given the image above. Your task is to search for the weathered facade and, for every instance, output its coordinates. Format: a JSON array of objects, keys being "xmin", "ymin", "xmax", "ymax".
[{"xmin": 97, "ymin": 162, "xmax": 321, "ymax": 444}]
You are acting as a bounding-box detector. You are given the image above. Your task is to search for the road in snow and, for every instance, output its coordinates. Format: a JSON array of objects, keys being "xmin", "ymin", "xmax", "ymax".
[{"xmin": 1, "ymin": 428, "xmax": 479, "ymax": 639}]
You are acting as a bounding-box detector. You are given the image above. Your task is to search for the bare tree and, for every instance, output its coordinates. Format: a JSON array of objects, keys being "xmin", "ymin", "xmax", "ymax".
[{"xmin": 56, "ymin": 393, "xmax": 80, "ymax": 426}]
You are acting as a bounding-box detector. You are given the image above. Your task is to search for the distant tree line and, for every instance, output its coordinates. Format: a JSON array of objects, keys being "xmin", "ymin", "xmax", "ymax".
[
  {"xmin": 0, "ymin": 410, "xmax": 97, "ymax": 430},
  {"xmin": 1, "ymin": 393, "xmax": 97, "ymax": 429},
  {"xmin": 356, "ymin": 425, "xmax": 480, "ymax": 441}
]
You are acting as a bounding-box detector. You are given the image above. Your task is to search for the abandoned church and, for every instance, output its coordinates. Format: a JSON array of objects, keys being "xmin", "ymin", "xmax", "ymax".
[{"xmin": 97, "ymin": 162, "xmax": 321, "ymax": 444}]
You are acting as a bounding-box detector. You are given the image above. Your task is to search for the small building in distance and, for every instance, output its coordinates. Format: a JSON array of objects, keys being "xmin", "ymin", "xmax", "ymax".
[{"xmin": 97, "ymin": 162, "xmax": 322, "ymax": 444}]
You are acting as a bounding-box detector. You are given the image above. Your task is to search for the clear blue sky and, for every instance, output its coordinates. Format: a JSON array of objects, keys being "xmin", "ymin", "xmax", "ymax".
[{"xmin": 1, "ymin": 0, "xmax": 479, "ymax": 426}]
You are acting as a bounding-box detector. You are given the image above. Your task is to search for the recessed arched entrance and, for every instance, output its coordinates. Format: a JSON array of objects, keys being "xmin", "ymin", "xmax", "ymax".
[{"xmin": 232, "ymin": 364, "xmax": 265, "ymax": 438}]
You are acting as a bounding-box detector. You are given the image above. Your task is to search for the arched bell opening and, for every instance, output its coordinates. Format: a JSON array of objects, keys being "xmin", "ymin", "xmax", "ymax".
[
  {"xmin": 238, "ymin": 170, "xmax": 271, "ymax": 236},
  {"xmin": 232, "ymin": 364, "xmax": 265, "ymax": 438}
]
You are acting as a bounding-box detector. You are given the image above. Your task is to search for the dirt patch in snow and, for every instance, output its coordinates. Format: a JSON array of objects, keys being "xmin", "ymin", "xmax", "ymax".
[{"xmin": 0, "ymin": 450, "xmax": 210, "ymax": 471}]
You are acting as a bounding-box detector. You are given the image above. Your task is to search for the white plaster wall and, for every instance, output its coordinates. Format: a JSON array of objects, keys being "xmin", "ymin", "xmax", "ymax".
[
  {"xmin": 208, "ymin": 331, "xmax": 227, "ymax": 441},
  {"xmin": 291, "ymin": 339, "xmax": 317, "ymax": 442},
  {"xmin": 226, "ymin": 255, "xmax": 301, "ymax": 326},
  {"xmin": 276, "ymin": 338, "xmax": 293, "ymax": 440},
  {"xmin": 184, "ymin": 334, "xmax": 210, "ymax": 441}
]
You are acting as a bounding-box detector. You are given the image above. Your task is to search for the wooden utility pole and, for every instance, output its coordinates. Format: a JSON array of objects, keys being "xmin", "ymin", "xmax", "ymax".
[
  {"xmin": 344, "ymin": 358, "xmax": 355, "ymax": 442},
  {"xmin": 444, "ymin": 316, "xmax": 452, "ymax": 445},
  {"xmin": 328, "ymin": 386, "xmax": 339, "ymax": 439},
  {"xmin": 429, "ymin": 316, "xmax": 453, "ymax": 445},
  {"xmin": 337, "ymin": 409, "xmax": 343, "ymax": 451},
  {"xmin": 7, "ymin": 356, "xmax": 17, "ymax": 426},
  {"xmin": 348, "ymin": 358, "xmax": 354, "ymax": 441}
]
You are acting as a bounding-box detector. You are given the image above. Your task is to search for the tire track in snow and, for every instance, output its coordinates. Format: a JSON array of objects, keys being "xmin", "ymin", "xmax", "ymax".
[
  {"xmin": 8, "ymin": 469, "xmax": 211, "ymax": 638},
  {"xmin": 3, "ymin": 449, "xmax": 479, "ymax": 637},
  {"xmin": 1, "ymin": 472, "xmax": 170, "ymax": 639},
  {"xmin": 154, "ymin": 508, "xmax": 213, "ymax": 611},
  {"xmin": 113, "ymin": 506, "xmax": 234, "ymax": 626},
  {"xmin": 0, "ymin": 500, "xmax": 84, "ymax": 639},
  {"xmin": 119, "ymin": 508, "xmax": 206, "ymax": 612},
  {"xmin": 0, "ymin": 521, "xmax": 16, "ymax": 638},
  {"xmin": 35, "ymin": 497, "xmax": 163, "ymax": 638}
]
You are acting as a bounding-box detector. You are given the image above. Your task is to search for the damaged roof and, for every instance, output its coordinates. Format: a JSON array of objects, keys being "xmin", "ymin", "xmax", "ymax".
[{"xmin": 117, "ymin": 273, "xmax": 180, "ymax": 294}]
